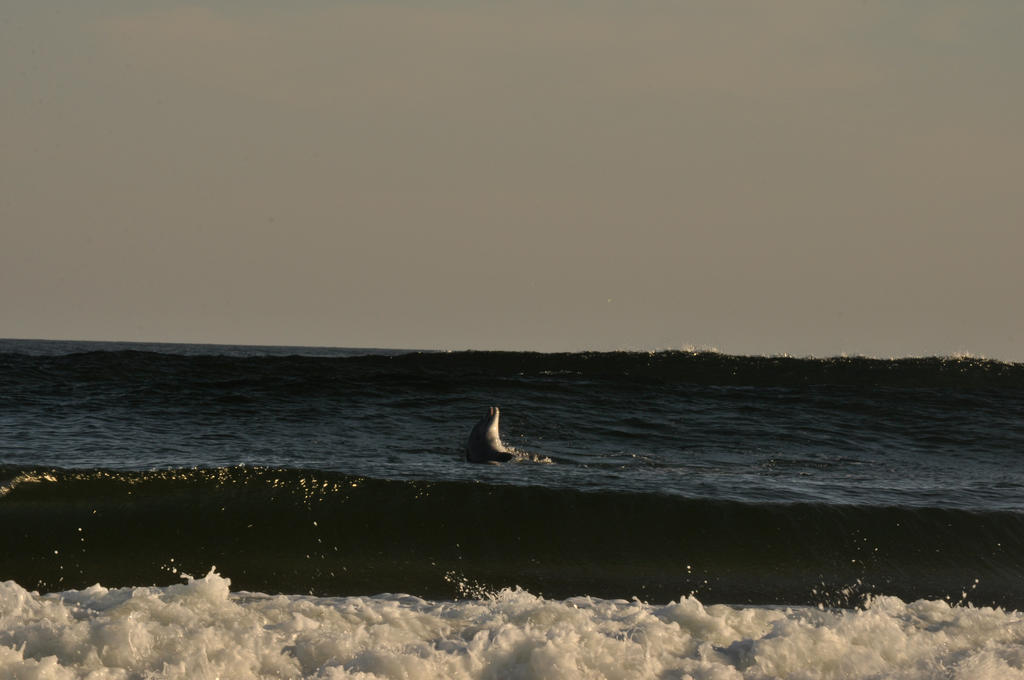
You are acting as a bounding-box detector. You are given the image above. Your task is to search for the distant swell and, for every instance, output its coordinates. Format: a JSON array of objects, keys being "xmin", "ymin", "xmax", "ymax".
[
  {"xmin": 2, "ymin": 348, "xmax": 1024, "ymax": 392},
  {"xmin": 3, "ymin": 466, "xmax": 1022, "ymax": 609}
]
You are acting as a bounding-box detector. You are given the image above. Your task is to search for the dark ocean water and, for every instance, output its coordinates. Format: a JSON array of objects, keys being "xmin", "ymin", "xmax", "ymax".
[
  {"xmin": 3, "ymin": 338, "xmax": 1022, "ymax": 611},
  {"xmin": 5, "ymin": 339, "xmax": 1024, "ymax": 678}
]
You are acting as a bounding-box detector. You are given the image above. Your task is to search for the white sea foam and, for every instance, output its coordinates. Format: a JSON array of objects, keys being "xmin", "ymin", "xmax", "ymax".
[{"xmin": 1, "ymin": 569, "xmax": 1022, "ymax": 679}]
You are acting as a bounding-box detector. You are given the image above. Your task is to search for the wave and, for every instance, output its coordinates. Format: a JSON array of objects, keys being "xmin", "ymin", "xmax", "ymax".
[
  {"xmin": 3, "ymin": 466, "xmax": 1022, "ymax": 609},
  {"xmin": 4, "ymin": 569, "xmax": 1022, "ymax": 679},
  {"xmin": 3, "ymin": 344, "xmax": 1023, "ymax": 391},
  {"xmin": 3, "ymin": 568, "xmax": 1023, "ymax": 679}
]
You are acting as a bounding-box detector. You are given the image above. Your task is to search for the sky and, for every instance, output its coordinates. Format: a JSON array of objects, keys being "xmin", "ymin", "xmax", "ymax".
[{"xmin": 3, "ymin": 1, "xmax": 1022, "ymax": 359}]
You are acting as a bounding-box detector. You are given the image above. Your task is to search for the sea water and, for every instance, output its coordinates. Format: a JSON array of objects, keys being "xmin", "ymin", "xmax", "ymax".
[{"xmin": 2, "ymin": 339, "xmax": 1023, "ymax": 678}]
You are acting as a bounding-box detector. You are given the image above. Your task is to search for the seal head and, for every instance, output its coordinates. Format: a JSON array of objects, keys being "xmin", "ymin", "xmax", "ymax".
[{"xmin": 466, "ymin": 406, "xmax": 514, "ymax": 463}]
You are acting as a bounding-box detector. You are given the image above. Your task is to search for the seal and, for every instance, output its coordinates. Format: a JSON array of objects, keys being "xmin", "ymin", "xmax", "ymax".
[{"xmin": 466, "ymin": 406, "xmax": 514, "ymax": 463}]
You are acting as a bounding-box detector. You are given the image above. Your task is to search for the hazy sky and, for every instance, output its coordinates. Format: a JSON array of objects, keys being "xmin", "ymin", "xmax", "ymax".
[{"xmin": 3, "ymin": 2, "xmax": 1022, "ymax": 358}]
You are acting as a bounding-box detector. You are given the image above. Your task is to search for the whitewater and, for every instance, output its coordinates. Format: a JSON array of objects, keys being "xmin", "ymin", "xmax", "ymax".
[{"xmin": 3, "ymin": 569, "xmax": 1023, "ymax": 679}]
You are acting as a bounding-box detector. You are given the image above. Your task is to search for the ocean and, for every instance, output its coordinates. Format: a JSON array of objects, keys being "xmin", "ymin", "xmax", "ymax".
[{"xmin": 1, "ymin": 338, "xmax": 1023, "ymax": 679}]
